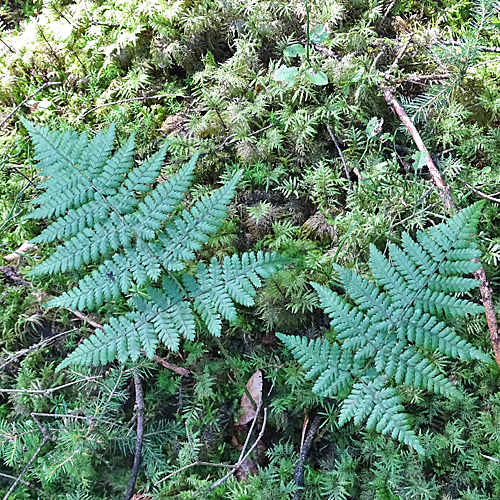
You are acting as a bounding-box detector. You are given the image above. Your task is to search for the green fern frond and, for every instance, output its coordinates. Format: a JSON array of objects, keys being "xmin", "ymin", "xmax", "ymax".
[
  {"xmin": 23, "ymin": 122, "xmax": 286, "ymax": 368},
  {"xmin": 279, "ymin": 202, "xmax": 490, "ymax": 453},
  {"xmin": 58, "ymin": 251, "xmax": 287, "ymax": 369}
]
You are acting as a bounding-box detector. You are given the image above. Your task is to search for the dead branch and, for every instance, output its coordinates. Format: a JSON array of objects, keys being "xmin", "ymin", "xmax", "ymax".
[
  {"xmin": 124, "ymin": 369, "xmax": 145, "ymax": 500},
  {"xmin": 381, "ymin": 85, "xmax": 500, "ymax": 370},
  {"xmin": 66, "ymin": 309, "xmax": 190, "ymax": 377},
  {"xmin": 0, "ymin": 473, "xmax": 49, "ymax": 499},
  {"xmin": 0, "ymin": 375, "xmax": 102, "ymax": 395},
  {"xmin": 292, "ymin": 414, "xmax": 321, "ymax": 500},
  {"xmin": 2, "ymin": 418, "xmax": 52, "ymax": 500},
  {"xmin": 326, "ymin": 125, "xmax": 352, "ymax": 189},
  {"xmin": 0, "ymin": 328, "xmax": 76, "ymax": 371},
  {"xmin": 153, "ymin": 355, "xmax": 191, "ymax": 377},
  {"xmin": 440, "ymin": 40, "xmax": 500, "ymax": 53},
  {"xmin": 473, "ymin": 261, "xmax": 500, "ymax": 368},
  {"xmin": 381, "ymin": 86, "xmax": 454, "ymax": 211},
  {"xmin": 208, "ymin": 406, "xmax": 268, "ymax": 492}
]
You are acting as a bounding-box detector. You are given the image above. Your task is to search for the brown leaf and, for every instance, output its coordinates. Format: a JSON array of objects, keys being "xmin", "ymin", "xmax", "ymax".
[
  {"xmin": 236, "ymin": 370, "xmax": 263, "ymax": 425},
  {"xmin": 4, "ymin": 241, "xmax": 38, "ymax": 262}
]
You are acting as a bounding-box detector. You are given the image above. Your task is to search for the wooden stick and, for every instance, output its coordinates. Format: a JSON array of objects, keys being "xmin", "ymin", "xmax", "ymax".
[
  {"xmin": 381, "ymin": 86, "xmax": 454, "ymax": 211},
  {"xmin": 381, "ymin": 85, "xmax": 500, "ymax": 369}
]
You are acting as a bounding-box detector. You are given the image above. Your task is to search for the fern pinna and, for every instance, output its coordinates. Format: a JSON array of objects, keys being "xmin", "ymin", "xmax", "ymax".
[
  {"xmin": 22, "ymin": 119, "xmax": 286, "ymax": 369},
  {"xmin": 278, "ymin": 202, "xmax": 490, "ymax": 454}
]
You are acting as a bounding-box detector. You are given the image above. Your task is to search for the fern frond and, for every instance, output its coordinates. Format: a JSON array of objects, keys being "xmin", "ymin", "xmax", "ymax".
[
  {"xmin": 280, "ymin": 203, "xmax": 489, "ymax": 453},
  {"xmin": 57, "ymin": 252, "xmax": 286, "ymax": 369},
  {"xmin": 23, "ymin": 122, "xmax": 284, "ymax": 368}
]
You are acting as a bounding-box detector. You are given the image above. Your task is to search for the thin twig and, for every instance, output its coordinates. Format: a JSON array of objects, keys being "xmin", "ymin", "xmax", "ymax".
[
  {"xmin": 124, "ymin": 369, "xmax": 145, "ymax": 500},
  {"xmin": 386, "ymin": 35, "xmax": 414, "ymax": 77},
  {"xmin": 154, "ymin": 461, "xmax": 233, "ymax": 486},
  {"xmin": 0, "ymin": 82, "xmax": 62, "ymax": 130},
  {"xmin": 0, "ymin": 328, "xmax": 76, "ymax": 371},
  {"xmin": 0, "ymin": 473, "xmax": 49, "ymax": 499},
  {"xmin": 377, "ymin": 0, "xmax": 398, "ymax": 31},
  {"xmin": 78, "ymin": 93, "xmax": 184, "ymax": 120},
  {"xmin": 440, "ymin": 40, "xmax": 500, "ymax": 53},
  {"xmin": 208, "ymin": 407, "xmax": 267, "ymax": 491},
  {"xmin": 326, "ymin": 125, "xmax": 353, "ymax": 189},
  {"xmin": 399, "ymin": 73, "xmax": 450, "ymax": 84},
  {"xmin": 0, "ymin": 375, "xmax": 102, "ymax": 395},
  {"xmin": 153, "ymin": 355, "xmax": 191, "ymax": 377},
  {"xmin": 1, "ymin": 420, "xmax": 51, "ymax": 500},
  {"xmin": 458, "ymin": 179, "xmax": 500, "ymax": 203},
  {"xmin": 292, "ymin": 414, "xmax": 321, "ymax": 500}
]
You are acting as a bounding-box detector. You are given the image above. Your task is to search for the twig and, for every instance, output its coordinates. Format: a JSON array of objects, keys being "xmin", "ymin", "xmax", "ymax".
[
  {"xmin": 67, "ymin": 308, "xmax": 105, "ymax": 330},
  {"xmin": 154, "ymin": 461, "xmax": 233, "ymax": 486},
  {"xmin": 473, "ymin": 261, "xmax": 500, "ymax": 369},
  {"xmin": 381, "ymin": 86, "xmax": 454, "ymax": 211},
  {"xmin": 124, "ymin": 369, "xmax": 145, "ymax": 500},
  {"xmin": 458, "ymin": 179, "xmax": 500, "ymax": 203},
  {"xmin": 399, "ymin": 73, "xmax": 450, "ymax": 84},
  {"xmin": 0, "ymin": 375, "xmax": 102, "ymax": 395},
  {"xmin": 153, "ymin": 355, "xmax": 190, "ymax": 377},
  {"xmin": 440, "ymin": 40, "xmax": 500, "ymax": 53},
  {"xmin": 0, "ymin": 82, "xmax": 62, "ymax": 130},
  {"xmin": 208, "ymin": 407, "xmax": 267, "ymax": 491},
  {"xmin": 386, "ymin": 35, "xmax": 414, "ymax": 77},
  {"xmin": 1, "ymin": 418, "xmax": 51, "ymax": 500},
  {"xmin": 381, "ymin": 85, "xmax": 500, "ymax": 370},
  {"xmin": 0, "ymin": 473, "xmax": 49, "ymax": 499},
  {"xmin": 326, "ymin": 125, "xmax": 353, "ymax": 189},
  {"xmin": 67, "ymin": 309, "xmax": 190, "ymax": 377},
  {"xmin": 78, "ymin": 93, "xmax": 184, "ymax": 120},
  {"xmin": 292, "ymin": 414, "xmax": 321, "ymax": 500},
  {"xmin": 377, "ymin": 0, "xmax": 398, "ymax": 31},
  {"xmin": 0, "ymin": 328, "xmax": 76, "ymax": 371}
]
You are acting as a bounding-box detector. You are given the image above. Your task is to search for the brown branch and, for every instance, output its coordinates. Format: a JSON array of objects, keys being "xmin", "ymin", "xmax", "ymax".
[
  {"xmin": 66, "ymin": 309, "xmax": 191, "ymax": 377},
  {"xmin": 381, "ymin": 85, "xmax": 500, "ymax": 369},
  {"xmin": 153, "ymin": 355, "xmax": 190, "ymax": 377},
  {"xmin": 124, "ymin": 369, "xmax": 145, "ymax": 500},
  {"xmin": 473, "ymin": 261, "xmax": 500, "ymax": 368},
  {"xmin": 381, "ymin": 86, "xmax": 454, "ymax": 211},
  {"xmin": 292, "ymin": 414, "xmax": 321, "ymax": 500}
]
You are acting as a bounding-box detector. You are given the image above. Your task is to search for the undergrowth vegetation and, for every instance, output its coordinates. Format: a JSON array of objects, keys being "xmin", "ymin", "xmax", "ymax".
[{"xmin": 2, "ymin": 0, "xmax": 500, "ymax": 498}]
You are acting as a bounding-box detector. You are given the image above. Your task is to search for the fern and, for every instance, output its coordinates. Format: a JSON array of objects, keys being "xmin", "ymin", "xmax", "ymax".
[
  {"xmin": 278, "ymin": 202, "xmax": 490, "ymax": 454},
  {"xmin": 23, "ymin": 120, "xmax": 286, "ymax": 368}
]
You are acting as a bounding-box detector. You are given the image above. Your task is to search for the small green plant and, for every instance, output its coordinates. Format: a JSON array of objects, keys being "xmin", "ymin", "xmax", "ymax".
[
  {"xmin": 22, "ymin": 119, "xmax": 286, "ymax": 369},
  {"xmin": 279, "ymin": 202, "xmax": 490, "ymax": 453},
  {"xmin": 275, "ymin": 0, "xmax": 329, "ymax": 87}
]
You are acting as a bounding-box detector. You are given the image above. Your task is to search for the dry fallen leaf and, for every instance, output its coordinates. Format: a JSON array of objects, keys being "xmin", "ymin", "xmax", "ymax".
[
  {"xmin": 236, "ymin": 369, "xmax": 263, "ymax": 426},
  {"xmin": 4, "ymin": 241, "xmax": 38, "ymax": 262}
]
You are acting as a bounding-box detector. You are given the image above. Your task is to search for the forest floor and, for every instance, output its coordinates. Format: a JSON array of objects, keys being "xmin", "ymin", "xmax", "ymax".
[{"xmin": 2, "ymin": 0, "xmax": 500, "ymax": 499}]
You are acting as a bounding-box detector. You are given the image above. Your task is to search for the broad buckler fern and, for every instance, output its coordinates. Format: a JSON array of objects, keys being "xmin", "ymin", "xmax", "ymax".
[
  {"xmin": 278, "ymin": 202, "xmax": 490, "ymax": 454},
  {"xmin": 22, "ymin": 119, "xmax": 286, "ymax": 369}
]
